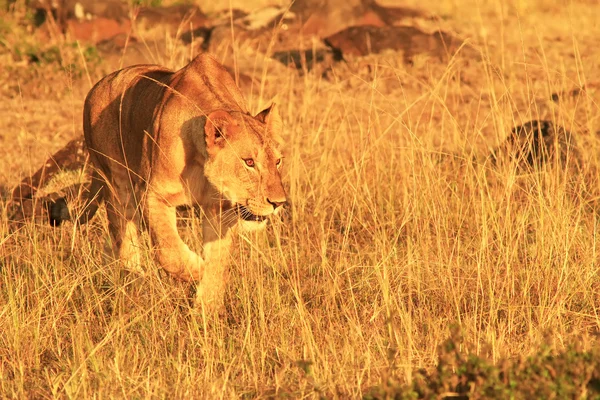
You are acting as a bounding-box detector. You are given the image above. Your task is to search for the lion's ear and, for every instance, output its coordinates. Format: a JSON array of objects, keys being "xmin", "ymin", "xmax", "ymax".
[
  {"xmin": 205, "ymin": 110, "xmax": 237, "ymax": 152},
  {"xmin": 255, "ymin": 103, "xmax": 283, "ymax": 136}
]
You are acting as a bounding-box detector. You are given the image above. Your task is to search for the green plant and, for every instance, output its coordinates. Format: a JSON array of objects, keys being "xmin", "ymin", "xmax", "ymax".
[
  {"xmin": 131, "ymin": 0, "xmax": 163, "ymax": 7},
  {"xmin": 366, "ymin": 330, "xmax": 600, "ymax": 399}
]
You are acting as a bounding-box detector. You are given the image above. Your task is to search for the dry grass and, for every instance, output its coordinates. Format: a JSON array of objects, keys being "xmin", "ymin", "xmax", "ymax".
[{"xmin": 1, "ymin": 0, "xmax": 600, "ymax": 397}]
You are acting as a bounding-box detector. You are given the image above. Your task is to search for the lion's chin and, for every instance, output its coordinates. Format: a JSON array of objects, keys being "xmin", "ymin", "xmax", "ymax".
[
  {"xmin": 238, "ymin": 218, "xmax": 269, "ymax": 231},
  {"xmin": 233, "ymin": 204, "xmax": 270, "ymax": 231},
  {"xmin": 235, "ymin": 204, "xmax": 270, "ymax": 222}
]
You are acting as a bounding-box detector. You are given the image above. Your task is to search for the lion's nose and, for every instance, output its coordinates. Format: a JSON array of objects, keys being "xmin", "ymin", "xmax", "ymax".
[{"xmin": 267, "ymin": 198, "xmax": 286, "ymax": 210}]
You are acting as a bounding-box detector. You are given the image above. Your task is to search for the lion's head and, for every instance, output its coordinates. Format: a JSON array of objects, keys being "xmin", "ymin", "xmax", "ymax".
[{"xmin": 203, "ymin": 104, "xmax": 287, "ymax": 227}]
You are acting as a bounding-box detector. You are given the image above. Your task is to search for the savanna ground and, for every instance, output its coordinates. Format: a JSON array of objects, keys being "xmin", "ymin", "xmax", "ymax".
[{"xmin": 2, "ymin": 0, "xmax": 600, "ymax": 398}]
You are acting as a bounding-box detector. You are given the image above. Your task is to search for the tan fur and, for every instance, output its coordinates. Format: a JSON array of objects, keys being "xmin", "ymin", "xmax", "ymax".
[{"xmin": 81, "ymin": 54, "xmax": 286, "ymax": 309}]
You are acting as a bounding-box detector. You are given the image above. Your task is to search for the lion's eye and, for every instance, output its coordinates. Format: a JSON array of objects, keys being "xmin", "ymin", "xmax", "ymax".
[
  {"xmin": 244, "ymin": 158, "xmax": 255, "ymax": 167},
  {"xmin": 276, "ymin": 158, "xmax": 282, "ymax": 167}
]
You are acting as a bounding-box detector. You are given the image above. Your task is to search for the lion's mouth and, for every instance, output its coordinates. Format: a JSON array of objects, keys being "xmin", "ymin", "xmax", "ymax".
[{"xmin": 235, "ymin": 204, "xmax": 269, "ymax": 222}]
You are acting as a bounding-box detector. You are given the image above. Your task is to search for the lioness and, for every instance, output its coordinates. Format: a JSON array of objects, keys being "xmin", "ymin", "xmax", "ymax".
[{"xmin": 79, "ymin": 53, "xmax": 286, "ymax": 309}]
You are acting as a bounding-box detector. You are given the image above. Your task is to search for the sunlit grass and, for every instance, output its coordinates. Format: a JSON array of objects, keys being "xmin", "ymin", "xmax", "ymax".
[{"xmin": 1, "ymin": 0, "xmax": 600, "ymax": 397}]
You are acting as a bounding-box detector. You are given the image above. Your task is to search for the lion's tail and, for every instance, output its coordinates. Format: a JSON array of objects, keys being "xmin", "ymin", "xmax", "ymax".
[{"xmin": 48, "ymin": 170, "xmax": 104, "ymax": 226}]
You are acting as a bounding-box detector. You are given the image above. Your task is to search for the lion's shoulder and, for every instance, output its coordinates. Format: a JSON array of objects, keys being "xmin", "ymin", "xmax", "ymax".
[{"xmin": 176, "ymin": 54, "xmax": 249, "ymax": 114}]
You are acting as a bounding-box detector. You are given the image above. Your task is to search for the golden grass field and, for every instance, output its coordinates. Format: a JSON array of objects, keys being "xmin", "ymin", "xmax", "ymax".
[{"xmin": 1, "ymin": 0, "xmax": 600, "ymax": 397}]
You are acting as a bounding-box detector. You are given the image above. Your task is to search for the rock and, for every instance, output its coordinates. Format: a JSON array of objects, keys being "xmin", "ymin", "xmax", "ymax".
[
  {"xmin": 96, "ymin": 35, "xmax": 151, "ymax": 68},
  {"xmin": 71, "ymin": 0, "xmax": 128, "ymax": 21},
  {"xmin": 292, "ymin": 0, "xmax": 426, "ymax": 38},
  {"xmin": 236, "ymin": 6, "xmax": 296, "ymax": 30},
  {"xmin": 203, "ymin": 18, "xmax": 335, "ymax": 72},
  {"xmin": 368, "ymin": 1, "xmax": 428, "ymax": 26},
  {"xmin": 272, "ymin": 48, "xmax": 341, "ymax": 71},
  {"xmin": 491, "ymin": 120, "xmax": 581, "ymax": 169},
  {"xmin": 551, "ymin": 82, "xmax": 599, "ymax": 103},
  {"xmin": 96, "ymin": 32, "xmax": 134, "ymax": 52},
  {"xmin": 216, "ymin": 8, "xmax": 248, "ymax": 21},
  {"xmin": 30, "ymin": 0, "xmax": 129, "ymax": 31},
  {"xmin": 134, "ymin": 4, "xmax": 209, "ymax": 34},
  {"xmin": 300, "ymin": 11, "xmax": 382, "ymax": 38},
  {"xmin": 324, "ymin": 25, "xmax": 463, "ymax": 62},
  {"xmin": 179, "ymin": 26, "xmax": 214, "ymax": 47},
  {"xmin": 66, "ymin": 17, "xmax": 131, "ymax": 43}
]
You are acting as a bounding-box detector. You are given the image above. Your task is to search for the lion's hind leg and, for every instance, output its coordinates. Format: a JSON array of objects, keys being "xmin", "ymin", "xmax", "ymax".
[{"xmin": 103, "ymin": 183, "xmax": 144, "ymax": 275}]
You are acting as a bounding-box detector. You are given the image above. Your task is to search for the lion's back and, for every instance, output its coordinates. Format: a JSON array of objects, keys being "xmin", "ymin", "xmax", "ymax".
[
  {"xmin": 179, "ymin": 54, "xmax": 249, "ymax": 114},
  {"xmin": 83, "ymin": 64, "xmax": 173, "ymax": 176},
  {"xmin": 84, "ymin": 65, "xmax": 172, "ymax": 130}
]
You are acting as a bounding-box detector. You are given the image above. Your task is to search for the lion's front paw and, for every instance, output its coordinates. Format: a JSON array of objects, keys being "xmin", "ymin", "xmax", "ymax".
[
  {"xmin": 194, "ymin": 283, "xmax": 225, "ymax": 314},
  {"xmin": 194, "ymin": 264, "xmax": 226, "ymax": 314},
  {"xmin": 179, "ymin": 249, "xmax": 204, "ymax": 281}
]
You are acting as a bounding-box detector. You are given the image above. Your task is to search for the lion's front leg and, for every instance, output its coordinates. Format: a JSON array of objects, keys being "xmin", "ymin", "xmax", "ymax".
[
  {"xmin": 194, "ymin": 206, "xmax": 236, "ymax": 310},
  {"xmin": 145, "ymin": 192, "xmax": 204, "ymax": 281}
]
